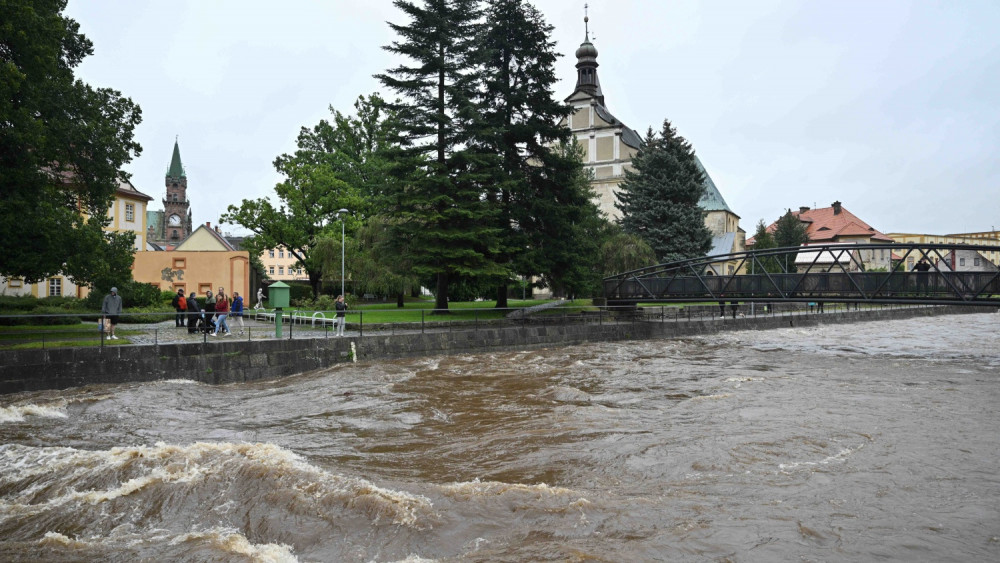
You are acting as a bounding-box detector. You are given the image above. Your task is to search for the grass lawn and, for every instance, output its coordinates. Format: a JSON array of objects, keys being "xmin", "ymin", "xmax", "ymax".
[
  {"xmin": 0, "ymin": 324, "xmax": 139, "ymax": 349},
  {"xmin": 259, "ymin": 298, "xmax": 599, "ymax": 327}
]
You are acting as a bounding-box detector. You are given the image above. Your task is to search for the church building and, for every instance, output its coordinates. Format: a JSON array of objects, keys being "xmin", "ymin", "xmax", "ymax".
[
  {"xmin": 146, "ymin": 140, "xmax": 193, "ymax": 248},
  {"xmin": 561, "ymin": 15, "xmax": 745, "ymax": 273}
]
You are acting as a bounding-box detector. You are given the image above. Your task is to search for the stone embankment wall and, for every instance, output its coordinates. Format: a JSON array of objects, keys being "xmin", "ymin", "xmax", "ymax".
[{"xmin": 0, "ymin": 306, "xmax": 993, "ymax": 395}]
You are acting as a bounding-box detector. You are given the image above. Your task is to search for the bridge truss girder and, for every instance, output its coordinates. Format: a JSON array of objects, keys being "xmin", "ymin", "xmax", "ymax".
[{"xmin": 603, "ymin": 243, "xmax": 1000, "ymax": 306}]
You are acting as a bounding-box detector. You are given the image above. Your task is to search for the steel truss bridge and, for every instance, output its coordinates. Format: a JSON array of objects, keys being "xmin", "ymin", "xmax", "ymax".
[{"xmin": 604, "ymin": 243, "xmax": 1000, "ymax": 306}]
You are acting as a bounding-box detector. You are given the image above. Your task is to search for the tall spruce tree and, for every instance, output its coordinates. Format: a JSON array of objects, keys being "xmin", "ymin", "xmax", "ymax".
[
  {"xmin": 749, "ymin": 219, "xmax": 782, "ymax": 273},
  {"xmin": 615, "ymin": 120, "xmax": 713, "ymax": 263},
  {"xmin": 377, "ymin": 0, "xmax": 503, "ymax": 312},
  {"xmin": 474, "ymin": 0, "xmax": 577, "ymax": 306},
  {"xmin": 773, "ymin": 209, "xmax": 811, "ymax": 248}
]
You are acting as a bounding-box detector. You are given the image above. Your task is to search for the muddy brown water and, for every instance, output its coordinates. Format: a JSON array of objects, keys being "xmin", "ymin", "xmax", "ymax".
[{"xmin": 1, "ymin": 313, "xmax": 998, "ymax": 561}]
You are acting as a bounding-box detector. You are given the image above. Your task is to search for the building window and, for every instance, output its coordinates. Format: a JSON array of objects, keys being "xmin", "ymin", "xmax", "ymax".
[
  {"xmin": 974, "ymin": 258, "xmax": 981, "ymax": 266},
  {"xmin": 48, "ymin": 278, "xmax": 62, "ymax": 297},
  {"xmin": 297, "ymin": 268, "xmax": 303, "ymax": 275},
  {"xmin": 171, "ymin": 229, "xmax": 179, "ymax": 240},
  {"xmin": 268, "ymin": 250, "xmax": 275, "ymax": 258},
  {"xmin": 959, "ymin": 258, "xmax": 966, "ymax": 266},
  {"xmin": 278, "ymin": 266, "xmax": 284, "ymax": 275},
  {"xmin": 173, "ymin": 258, "xmax": 186, "ymax": 269},
  {"xmin": 9, "ymin": 278, "xmax": 22, "ymax": 288},
  {"xmin": 269, "ymin": 266, "xmax": 275, "ymax": 275},
  {"xmin": 125, "ymin": 203, "xmax": 135, "ymax": 222},
  {"xmin": 279, "ymin": 250, "xmax": 284, "ymax": 258}
]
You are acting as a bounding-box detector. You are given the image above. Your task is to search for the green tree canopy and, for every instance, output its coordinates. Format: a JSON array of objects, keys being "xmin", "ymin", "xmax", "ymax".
[
  {"xmin": 615, "ymin": 120, "xmax": 713, "ymax": 263},
  {"xmin": 748, "ymin": 219, "xmax": 783, "ymax": 274},
  {"xmin": 474, "ymin": 0, "xmax": 583, "ymax": 305},
  {"xmin": 773, "ymin": 209, "xmax": 811, "ymax": 248},
  {"xmin": 599, "ymin": 229, "xmax": 657, "ymax": 277},
  {"xmin": 377, "ymin": 0, "xmax": 504, "ymax": 312},
  {"xmin": 1, "ymin": 0, "xmax": 142, "ymax": 285}
]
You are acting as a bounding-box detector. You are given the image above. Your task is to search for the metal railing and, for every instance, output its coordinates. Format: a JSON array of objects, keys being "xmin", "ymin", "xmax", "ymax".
[{"xmin": 0, "ymin": 301, "xmax": 954, "ymax": 352}]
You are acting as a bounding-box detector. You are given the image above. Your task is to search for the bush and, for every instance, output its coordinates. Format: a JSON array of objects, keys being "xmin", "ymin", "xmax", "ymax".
[
  {"xmin": 0, "ymin": 294, "xmax": 39, "ymax": 312},
  {"xmin": 0, "ymin": 306, "xmax": 82, "ymax": 326}
]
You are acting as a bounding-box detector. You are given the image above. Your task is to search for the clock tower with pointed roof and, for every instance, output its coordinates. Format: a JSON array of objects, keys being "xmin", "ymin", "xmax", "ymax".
[{"xmin": 162, "ymin": 139, "xmax": 192, "ymax": 243}]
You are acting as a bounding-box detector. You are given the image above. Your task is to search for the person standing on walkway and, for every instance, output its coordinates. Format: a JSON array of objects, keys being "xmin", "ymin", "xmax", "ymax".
[
  {"xmin": 171, "ymin": 289, "xmax": 187, "ymax": 327},
  {"xmin": 335, "ymin": 295, "xmax": 347, "ymax": 336},
  {"xmin": 212, "ymin": 288, "xmax": 231, "ymax": 336},
  {"xmin": 101, "ymin": 287, "xmax": 123, "ymax": 340},
  {"xmin": 231, "ymin": 291, "xmax": 245, "ymax": 335},
  {"xmin": 204, "ymin": 289, "xmax": 216, "ymax": 330},
  {"xmin": 187, "ymin": 292, "xmax": 203, "ymax": 334}
]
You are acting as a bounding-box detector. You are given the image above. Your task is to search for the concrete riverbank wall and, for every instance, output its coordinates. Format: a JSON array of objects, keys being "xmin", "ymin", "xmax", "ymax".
[{"xmin": 1, "ymin": 306, "xmax": 994, "ymax": 395}]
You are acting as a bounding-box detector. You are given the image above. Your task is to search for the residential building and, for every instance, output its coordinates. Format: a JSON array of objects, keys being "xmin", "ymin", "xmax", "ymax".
[
  {"xmin": 0, "ymin": 178, "xmax": 153, "ymax": 298},
  {"xmin": 260, "ymin": 246, "xmax": 309, "ymax": 281},
  {"xmin": 885, "ymin": 231, "xmax": 1000, "ymax": 270},
  {"xmin": 749, "ymin": 201, "xmax": 894, "ymax": 271}
]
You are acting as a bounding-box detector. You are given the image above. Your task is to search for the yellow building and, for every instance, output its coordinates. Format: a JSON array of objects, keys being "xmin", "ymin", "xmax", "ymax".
[
  {"xmin": 260, "ymin": 246, "xmax": 309, "ymax": 281},
  {"xmin": 0, "ymin": 178, "xmax": 153, "ymax": 298},
  {"xmin": 132, "ymin": 223, "xmax": 251, "ymax": 299},
  {"xmin": 886, "ymin": 231, "xmax": 1000, "ymax": 269}
]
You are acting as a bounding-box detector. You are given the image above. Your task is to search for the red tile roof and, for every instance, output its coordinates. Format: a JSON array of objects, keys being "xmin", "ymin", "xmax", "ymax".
[{"xmin": 747, "ymin": 203, "xmax": 893, "ymax": 245}]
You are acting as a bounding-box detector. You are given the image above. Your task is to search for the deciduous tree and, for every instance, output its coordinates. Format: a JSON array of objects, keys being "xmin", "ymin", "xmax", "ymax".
[{"xmin": 1, "ymin": 0, "xmax": 142, "ymax": 285}]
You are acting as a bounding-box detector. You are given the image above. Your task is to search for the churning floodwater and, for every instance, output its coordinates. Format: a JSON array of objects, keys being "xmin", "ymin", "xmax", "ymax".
[{"xmin": 1, "ymin": 312, "xmax": 998, "ymax": 562}]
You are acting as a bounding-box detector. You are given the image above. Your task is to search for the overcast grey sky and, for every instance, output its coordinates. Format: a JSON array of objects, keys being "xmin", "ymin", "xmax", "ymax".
[{"xmin": 65, "ymin": 0, "xmax": 999, "ymax": 236}]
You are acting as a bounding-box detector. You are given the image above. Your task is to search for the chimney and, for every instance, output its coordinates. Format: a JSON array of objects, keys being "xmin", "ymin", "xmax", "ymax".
[
  {"xmin": 832, "ymin": 201, "xmax": 842, "ymax": 215},
  {"xmin": 799, "ymin": 206, "xmax": 810, "ymax": 214},
  {"xmin": 215, "ymin": 225, "xmax": 220, "ymax": 233},
  {"xmin": 205, "ymin": 221, "xmax": 211, "ymax": 228}
]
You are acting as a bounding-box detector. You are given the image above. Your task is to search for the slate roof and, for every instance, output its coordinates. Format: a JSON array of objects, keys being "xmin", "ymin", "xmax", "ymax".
[
  {"xmin": 593, "ymin": 104, "xmax": 643, "ymax": 149},
  {"xmin": 694, "ymin": 157, "xmax": 733, "ymax": 214},
  {"xmin": 167, "ymin": 140, "xmax": 185, "ymax": 178},
  {"xmin": 708, "ymin": 232, "xmax": 737, "ymax": 257}
]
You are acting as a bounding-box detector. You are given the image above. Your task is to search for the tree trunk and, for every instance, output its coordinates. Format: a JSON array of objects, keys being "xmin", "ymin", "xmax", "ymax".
[
  {"xmin": 396, "ymin": 292, "xmax": 405, "ymax": 308},
  {"xmin": 308, "ymin": 270, "xmax": 322, "ymax": 300},
  {"xmin": 496, "ymin": 283, "xmax": 508, "ymax": 309},
  {"xmin": 433, "ymin": 272, "xmax": 449, "ymax": 313}
]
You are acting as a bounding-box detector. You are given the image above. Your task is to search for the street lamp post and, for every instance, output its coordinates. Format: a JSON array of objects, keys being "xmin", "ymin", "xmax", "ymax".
[{"xmin": 336, "ymin": 209, "xmax": 349, "ymax": 298}]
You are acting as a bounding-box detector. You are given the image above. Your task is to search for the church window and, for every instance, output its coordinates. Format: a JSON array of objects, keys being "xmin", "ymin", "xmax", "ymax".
[
  {"xmin": 171, "ymin": 230, "xmax": 179, "ymax": 239},
  {"xmin": 48, "ymin": 277, "xmax": 62, "ymax": 297},
  {"xmin": 125, "ymin": 203, "xmax": 135, "ymax": 222}
]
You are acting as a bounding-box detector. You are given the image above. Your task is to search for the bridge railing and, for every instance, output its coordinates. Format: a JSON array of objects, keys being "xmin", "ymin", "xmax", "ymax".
[{"xmin": 603, "ymin": 243, "xmax": 1000, "ymax": 305}]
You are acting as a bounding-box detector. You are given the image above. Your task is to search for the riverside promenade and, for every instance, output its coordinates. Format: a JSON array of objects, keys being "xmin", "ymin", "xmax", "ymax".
[{"xmin": 1, "ymin": 304, "xmax": 995, "ymax": 395}]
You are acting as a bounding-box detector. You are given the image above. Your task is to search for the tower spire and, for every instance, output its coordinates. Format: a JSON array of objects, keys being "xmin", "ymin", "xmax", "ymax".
[
  {"xmin": 167, "ymin": 138, "xmax": 185, "ymax": 179},
  {"xmin": 573, "ymin": 5, "xmax": 603, "ymax": 103}
]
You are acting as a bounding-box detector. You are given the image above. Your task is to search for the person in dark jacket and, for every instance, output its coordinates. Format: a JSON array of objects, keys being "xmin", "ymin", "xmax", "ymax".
[
  {"xmin": 187, "ymin": 293, "xmax": 202, "ymax": 334},
  {"xmin": 101, "ymin": 287, "xmax": 123, "ymax": 339}
]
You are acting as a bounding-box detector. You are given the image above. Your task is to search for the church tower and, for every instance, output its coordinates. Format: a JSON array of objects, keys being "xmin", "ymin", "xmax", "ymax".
[{"xmin": 163, "ymin": 140, "xmax": 191, "ymax": 242}]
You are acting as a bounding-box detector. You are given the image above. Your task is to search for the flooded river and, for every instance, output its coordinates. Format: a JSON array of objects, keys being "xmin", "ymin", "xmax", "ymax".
[{"xmin": 2, "ymin": 312, "xmax": 998, "ymax": 561}]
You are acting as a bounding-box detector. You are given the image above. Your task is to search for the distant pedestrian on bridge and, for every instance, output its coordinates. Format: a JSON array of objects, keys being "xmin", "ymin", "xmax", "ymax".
[{"xmin": 913, "ymin": 258, "xmax": 931, "ymax": 293}]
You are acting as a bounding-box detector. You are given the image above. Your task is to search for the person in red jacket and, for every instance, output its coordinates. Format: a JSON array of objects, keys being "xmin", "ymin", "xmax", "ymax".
[{"xmin": 211, "ymin": 288, "xmax": 231, "ymax": 336}]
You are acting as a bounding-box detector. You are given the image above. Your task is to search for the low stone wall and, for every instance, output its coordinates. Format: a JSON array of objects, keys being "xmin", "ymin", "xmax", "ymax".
[{"xmin": 0, "ymin": 306, "xmax": 992, "ymax": 395}]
